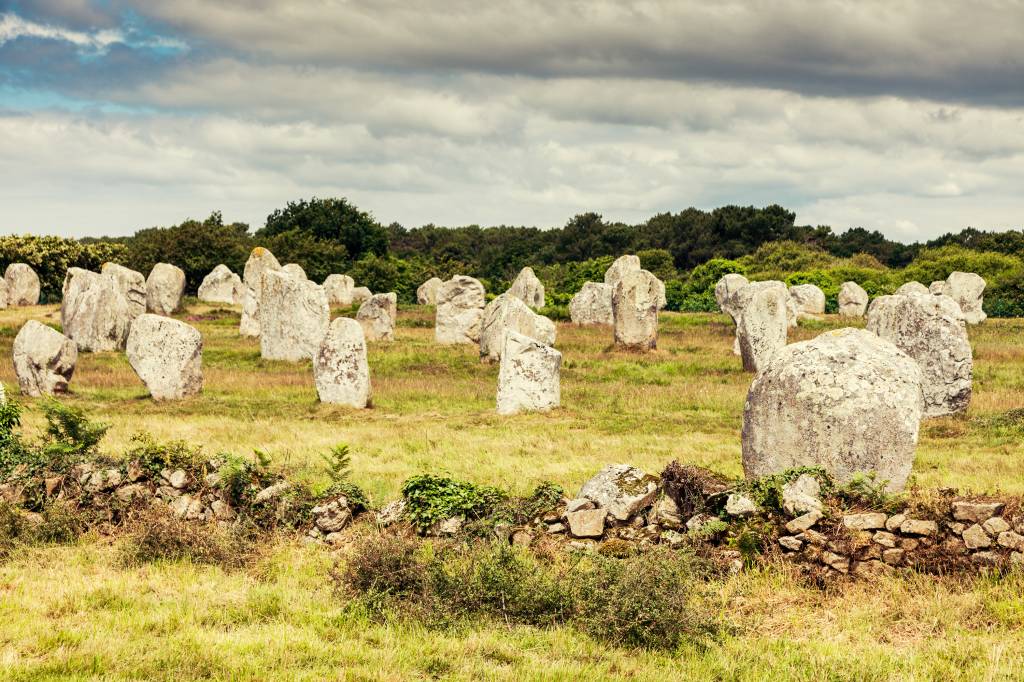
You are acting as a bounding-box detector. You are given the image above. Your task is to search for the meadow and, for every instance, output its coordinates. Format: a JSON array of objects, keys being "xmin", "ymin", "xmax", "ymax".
[{"xmin": 1, "ymin": 302, "xmax": 1023, "ymax": 680}]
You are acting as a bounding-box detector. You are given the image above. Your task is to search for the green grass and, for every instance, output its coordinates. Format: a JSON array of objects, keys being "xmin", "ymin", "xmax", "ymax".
[{"xmin": 0, "ymin": 302, "xmax": 1023, "ymax": 680}]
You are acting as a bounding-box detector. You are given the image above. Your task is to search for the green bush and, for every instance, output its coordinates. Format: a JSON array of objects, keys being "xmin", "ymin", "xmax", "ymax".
[
  {"xmin": 400, "ymin": 474, "xmax": 507, "ymax": 533},
  {"xmin": 0, "ymin": 235, "xmax": 126, "ymax": 303}
]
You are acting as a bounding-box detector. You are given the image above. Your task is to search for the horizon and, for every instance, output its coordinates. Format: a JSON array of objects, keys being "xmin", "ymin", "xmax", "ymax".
[{"xmin": 2, "ymin": 2, "xmax": 1022, "ymax": 240}]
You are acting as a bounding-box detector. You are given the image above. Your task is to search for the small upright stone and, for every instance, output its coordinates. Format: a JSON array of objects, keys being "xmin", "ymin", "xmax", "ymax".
[
  {"xmin": 895, "ymin": 281, "xmax": 929, "ymax": 296},
  {"xmin": 479, "ymin": 293, "xmax": 556, "ymax": 363},
  {"xmin": 281, "ymin": 263, "xmax": 307, "ymax": 280},
  {"xmin": 101, "ymin": 263, "xmax": 147, "ymax": 318},
  {"xmin": 788, "ymin": 284, "xmax": 826, "ymax": 320},
  {"xmin": 13, "ymin": 320, "xmax": 77, "ymax": 396},
  {"xmin": 324, "ymin": 274, "xmax": 356, "ymax": 307},
  {"xmin": 731, "ymin": 281, "xmax": 790, "ymax": 372},
  {"xmin": 612, "ymin": 269, "xmax": 660, "ymax": 350},
  {"xmin": 356, "ymin": 293, "xmax": 397, "ymax": 342},
  {"xmin": 61, "ymin": 269, "xmax": 134, "ymax": 352},
  {"xmin": 314, "ymin": 318, "xmax": 371, "ymax": 408},
  {"xmin": 569, "ymin": 282, "xmax": 613, "ymax": 325},
  {"xmin": 838, "ymin": 281, "xmax": 869, "ymax": 317},
  {"xmin": 240, "ymin": 247, "xmax": 283, "ymax": 337},
  {"xmin": 435, "ymin": 276, "xmax": 486, "ymax": 344},
  {"xmin": 714, "ymin": 273, "xmax": 749, "ymax": 320},
  {"xmin": 496, "ymin": 331, "xmax": 561, "ymax": 415},
  {"xmin": 942, "ymin": 271, "xmax": 986, "ymax": 324},
  {"xmin": 198, "ymin": 265, "xmax": 243, "ymax": 305},
  {"xmin": 125, "ymin": 314, "xmax": 203, "ymax": 400},
  {"xmin": 4, "ymin": 263, "xmax": 40, "ymax": 306},
  {"xmin": 145, "ymin": 263, "xmax": 186, "ymax": 315},
  {"xmin": 417, "ymin": 277, "xmax": 443, "ymax": 305},
  {"xmin": 259, "ymin": 270, "xmax": 330, "ymax": 361},
  {"xmin": 508, "ymin": 266, "xmax": 545, "ymax": 309}
]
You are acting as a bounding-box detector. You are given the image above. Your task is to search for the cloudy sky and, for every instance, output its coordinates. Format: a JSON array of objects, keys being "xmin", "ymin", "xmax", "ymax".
[{"xmin": 1, "ymin": 1, "xmax": 1022, "ymax": 239}]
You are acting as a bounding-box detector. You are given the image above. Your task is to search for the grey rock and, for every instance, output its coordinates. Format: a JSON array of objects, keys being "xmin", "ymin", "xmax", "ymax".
[
  {"xmin": 611, "ymin": 269, "xmax": 661, "ymax": 350},
  {"xmin": 508, "ymin": 266, "xmax": 545, "ymax": 309},
  {"xmin": 198, "ymin": 265, "xmax": 243, "ymax": 305},
  {"xmin": 253, "ymin": 481, "xmax": 291, "ymax": 505},
  {"xmin": 569, "ymin": 282, "xmax": 613, "ymax": 325},
  {"xmin": 313, "ymin": 498, "xmax": 353, "ymax": 533},
  {"xmin": 895, "ymin": 281, "xmax": 930, "ymax": 296},
  {"xmin": 4, "ymin": 263, "xmax": 40, "ymax": 306},
  {"xmin": 785, "ymin": 510, "xmax": 823, "ymax": 533},
  {"xmin": 781, "ymin": 474, "xmax": 823, "ymax": 516},
  {"xmin": 496, "ymin": 330, "xmax": 561, "ymax": 415},
  {"xmin": 126, "ymin": 315, "xmax": 203, "ymax": 400},
  {"xmin": 259, "ymin": 270, "xmax": 330, "ymax": 361},
  {"xmin": 577, "ymin": 464, "xmax": 659, "ymax": 521},
  {"xmin": 61, "ymin": 268, "xmax": 133, "ymax": 352},
  {"xmin": 837, "ymin": 281, "xmax": 869, "ymax": 317},
  {"xmin": 789, "ymin": 284, "xmax": 826, "ymax": 319},
  {"xmin": 652, "ymin": 495, "xmax": 683, "ymax": 529},
  {"xmin": 101, "ymin": 262, "xmax": 147, "ymax": 318},
  {"xmin": 376, "ymin": 500, "xmax": 406, "ymax": 526},
  {"xmin": 873, "ymin": 531, "xmax": 899, "ymax": 548},
  {"xmin": 998, "ymin": 531, "xmax": 1024, "ymax": 551},
  {"xmin": 952, "ymin": 501, "xmax": 1004, "ymax": 523},
  {"xmin": 480, "ymin": 293, "xmax": 556, "ymax": 363},
  {"xmin": 942, "ymin": 271, "xmax": 986, "ymax": 324},
  {"xmin": 714, "ymin": 273, "xmax": 750, "ymax": 320},
  {"xmin": 899, "ymin": 519, "xmax": 938, "ymax": 536},
  {"xmin": 565, "ymin": 498, "xmax": 595, "ymax": 514},
  {"xmin": 435, "ymin": 276, "xmax": 486, "ymax": 344},
  {"xmin": 324, "ymin": 274, "xmax": 356, "ymax": 307},
  {"xmin": 982, "ymin": 517, "xmax": 1011, "ymax": 535},
  {"xmin": 842, "ymin": 512, "xmax": 887, "ymax": 530},
  {"xmin": 730, "ymin": 281, "xmax": 790, "ymax": 372},
  {"xmin": 725, "ymin": 493, "xmax": 759, "ymax": 518},
  {"xmin": 314, "ymin": 317, "xmax": 372, "ymax": 408},
  {"xmin": 281, "ymin": 263, "xmax": 307, "ymax": 280},
  {"xmin": 13, "ymin": 320, "xmax": 77, "ymax": 396},
  {"xmin": 416, "ymin": 277, "xmax": 443, "ymax": 305},
  {"xmin": 145, "ymin": 263, "xmax": 186, "ymax": 315},
  {"xmin": 356, "ymin": 293, "xmax": 397, "ymax": 342},
  {"xmin": 778, "ymin": 536, "xmax": 804, "ymax": 551}
]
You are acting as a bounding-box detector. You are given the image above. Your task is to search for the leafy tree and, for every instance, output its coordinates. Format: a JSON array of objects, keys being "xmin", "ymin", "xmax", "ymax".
[{"xmin": 259, "ymin": 197, "xmax": 388, "ymax": 261}]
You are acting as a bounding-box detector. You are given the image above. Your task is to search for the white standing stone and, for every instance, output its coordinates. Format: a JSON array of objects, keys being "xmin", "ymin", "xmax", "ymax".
[
  {"xmin": 895, "ymin": 281, "xmax": 929, "ymax": 296},
  {"xmin": 240, "ymin": 247, "xmax": 283, "ymax": 337},
  {"xmin": 612, "ymin": 269, "xmax": 660, "ymax": 350},
  {"xmin": 942, "ymin": 271, "xmax": 986, "ymax": 324},
  {"xmin": 126, "ymin": 314, "xmax": 203, "ymax": 400},
  {"xmin": 508, "ymin": 267, "xmax": 545, "ymax": 309},
  {"xmin": 259, "ymin": 270, "xmax": 330, "ymax": 361},
  {"xmin": 604, "ymin": 255, "xmax": 641, "ymax": 288},
  {"xmin": 198, "ymin": 265, "xmax": 243, "ymax": 305},
  {"xmin": 866, "ymin": 292, "xmax": 973, "ymax": 417},
  {"xmin": 324, "ymin": 274, "xmax": 356, "ymax": 307},
  {"xmin": 145, "ymin": 263, "xmax": 186, "ymax": 316},
  {"xmin": 715, "ymin": 274, "xmax": 749, "ymax": 320},
  {"xmin": 929, "ymin": 281, "xmax": 946, "ymax": 295},
  {"xmin": 838, "ymin": 281, "xmax": 869, "ymax": 317},
  {"xmin": 479, "ymin": 293, "xmax": 556, "ymax": 363},
  {"xmin": 356, "ymin": 293, "xmax": 397, "ymax": 342},
  {"xmin": 282, "ymin": 263, "xmax": 307, "ymax": 280},
  {"xmin": 742, "ymin": 328, "xmax": 923, "ymax": 491},
  {"xmin": 350, "ymin": 286, "xmax": 373, "ymax": 306},
  {"xmin": 789, "ymin": 284, "xmax": 826, "ymax": 319},
  {"xmin": 435, "ymin": 276, "xmax": 486, "ymax": 344},
  {"xmin": 61, "ymin": 269, "xmax": 133, "ymax": 352},
  {"xmin": 314, "ymin": 317, "xmax": 371, "ymax": 408},
  {"xmin": 0, "ymin": 279, "xmax": 8, "ymax": 310},
  {"xmin": 239, "ymin": 287, "xmax": 261, "ymax": 337},
  {"xmin": 101, "ymin": 263, "xmax": 146, "ymax": 318},
  {"xmin": 417, "ymin": 277, "xmax": 443, "ymax": 305},
  {"xmin": 569, "ymin": 282, "xmax": 614, "ymax": 325},
  {"xmin": 13, "ymin": 320, "xmax": 77, "ymax": 396},
  {"xmin": 731, "ymin": 281, "xmax": 790, "ymax": 373},
  {"xmin": 4, "ymin": 263, "xmax": 40, "ymax": 306},
  {"xmin": 496, "ymin": 330, "xmax": 561, "ymax": 415}
]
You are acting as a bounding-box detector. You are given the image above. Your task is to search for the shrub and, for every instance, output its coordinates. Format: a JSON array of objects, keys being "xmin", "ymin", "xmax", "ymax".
[
  {"xmin": 0, "ymin": 235, "xmax": 126, "ymax": 303},
  {"xmin": 118, "ymin": 505, "xmax": 254, "ymax": 567},
  {"xmin": 124, "ymin": 433, "xmax": 205, "ymax": 479},
  {"xmin": 400, "ymin": 474, "xmax": 507, "ymax": 533},
  {"xmin": 320, "ymin": 445, "xmax": 369, "ymax": 511}
]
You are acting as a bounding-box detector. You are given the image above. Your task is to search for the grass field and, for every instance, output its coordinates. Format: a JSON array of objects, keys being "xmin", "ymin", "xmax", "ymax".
[{"xmin": 1, "ymin": 302, "xmax": 1023, "ymax": 680}]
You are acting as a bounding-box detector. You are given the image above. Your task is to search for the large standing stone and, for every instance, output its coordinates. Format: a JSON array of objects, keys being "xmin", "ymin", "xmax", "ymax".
[
  {"xmin": 101, "ymin": 263, "xmax": 146, "ymax": 318},
  {"xmin": 496, "ymin": 330, "xmax": 561, "ymax": 415},
  {"xmin": 4, "ymin": 264, "xmax": 40, "ymax": 306},
  {"xmin": 715, "ymin": 273, "xmax": 749, "ymax": 320},
  {"xmin": 145, "ymin": 263, "xmax": 186, "ymax": 316},
  {"xmin": 198, "ymin": 265, "xmax": 243, "ymax": 305},
  {"xmin": 731, "ymin": 281, "xmax": 790, "ymax": 373},
  {"xmin": 13, "ymin": 320, "xmax": 77, "ymax": 396},
  {"xmin": 838, "ymin": 281, "xmax": 869, "ymax": 317},
  {"xmin": 0, "ymin": 279, "xmax": 8, "ymax": 309},
  {"xmin": 282, "ymin": 263, "xmax": 307, "ymax": 280},
  {"xmin": 126, "ymin": 315, "xmax": 203, "ymax": 400},
  {"xmin": 417, "ymin": 277, "xmax": 443, "ymax": 305},
  {"xmin": 508, "ymin": 267, "xmax": 545, "ymax": 309},
  {"xmin": 61, "ymin": 269, "xmax": 133, "ymax": 352},
  {"xmin": 895, "ymin": 281, "xmax": 929, "ymax": 296},
  {"xmin": 569, "ymin": 282, "xmax": 613, "ymax": 325},
  {"xmin": 324, "ymin": 274, "xmax": 356, "ymax": 307},
  {"xmin": 742, "ymin": 328, "xmax": 923, "ymax": 491},
  {"xmin": 942, "ymin": 271, "xmax": 986, "ymax": 324},
  {"xmin": 240, "ymin": 247, "xmax": 283, "ymax": 337},
  {"xmin": 612, "ymin": 269, "xmax": 660, "ymax": 350},
  {"xmin": 789, "ymin": 284, "xmax": 826, "ymax": 320},
  {"xmin": 259, "ymin": 270, "xmax": 330, "ymax": 361},
  {"xmin": 356, "ymin": 293, "xmax": 397, "ymax": 342},
  {"xmin": 435, "ymin": 276, "xmax": 486, "ymax": 344},
  {"xmin": 866, "ymin": 293, "xmax": 972, "ymax": 417},
  {"xmin": 479, "ymin": 293, "xmax": 556, "ymax": 363},
  {"xmin": 314, "ymin": 317, "xmax": 371, "ymax": 408},
  {"xmin": 577, "ymin": 464, "xmax": 659, "ymax": 521}
]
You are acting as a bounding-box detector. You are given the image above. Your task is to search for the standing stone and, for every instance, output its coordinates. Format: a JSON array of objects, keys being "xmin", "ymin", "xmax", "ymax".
[
  {"xmin": 942, "ymin": 271, "xmax": 986, "ymax": 324},
  {"xmin": 731, "ymin": 281, "xmax": 790, "ymax": 373},
  {"xmin": 604, "ymin": 255, "xmax": 641, "ymax": 288},
  {"xmin": 198, "ymin": 265, "xmax": 243, "ymax": 305},
  {"xmin": 866, "ymin": 293, "xmax": 972, "ymax": 417},
  {"xmin": 240, "ymin": 247, "xmax": 283, "ymax": 337},
  {"xmin": 417, "ymin": 277, "xmax": 443, "ymax": 305},
  {"xmin": 479, "ymin": 293, "xmax": 556, "ymax": 363},
  {"xmin": 351, "ymin": 287, "xmax": 373, "ymax": 306},
  {"xmin": 789, "ymin": 284, "xmax": 826, "ymax": 320},
  {"xmin": 259, "ymin": 270, "xmax": 330, "ymax": 361},
  {"xmin": 742, "ymin": 328, "xmax": 923, "ymax": 491},
  {"xmin": 496, "ymin": 330, "xmax": 561, "ymax": 415},
  {"xmin": 126, "ymin": 315, "xmax": 203, "ymax": 400},
  {"xmin": 314, "ymin": 318, "xmax": 371, "ymax": 408},
  {"xmin": 13, "ymin": 320, "xmax": 77, "ymax": 396},
  {"xmin": 0, "ymin": 279, "xmax": 7, "ymax": 309},
  {"xmin": 612, "ymin": 269, "xmax": 660, "ymax": 350},
  {"xmin": 838, "ymin": 281, "xmax": 869, "ymax": 317},
  {"xmin": 4, "ymin": 264, "xmax": 40, "ymax": 306},
  {"xmin": 101, "ymin": 263, "xmax": 146, "ymax": 318},
  {"xmin": 324, "ymin": 274, "xmax": 356, "ymax": 307},
  {"xmin": 929, "ymin": 281, "xmax": 946, "ymax": 295},
  {"xmin": 895, "ymin": 281, "xmax": 929, "ymax": 296},
  {"xmin": 569, "ymin": 282, "xmax": 613, "ymax": 325},
  {"xmin": 715, "ymin": 274, "xmax": 749, "ymax": 320},
  {"xmin": 145, "ymin": 263, "xmax": 186, "ymax": 316},
  {"xmin": 61, "ymin": 269, "xmax": 133, "ymax": 352},
  {"xmin": 356, "ymin": 293, "xmax": 397, "ymax": 342},
  {"xmin": 435, "ymin": 276, "xmax": 486, "ymax": 344},
  {"xmin": 508, "ymin": 267, "xmax": 545, "ymax": 309},
  {"xmin": 282, "ymin": 263, "xmax": 307, "ymax": 280}
]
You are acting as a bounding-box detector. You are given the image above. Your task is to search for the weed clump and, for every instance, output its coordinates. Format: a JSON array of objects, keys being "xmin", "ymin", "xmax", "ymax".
[
  {"xmin": 400, "ymin": 474, "xmax": 507, "ymax": 533},
  {"xmin": 118, "ymin": 505, "xmax": 255, "ymax": 568}
]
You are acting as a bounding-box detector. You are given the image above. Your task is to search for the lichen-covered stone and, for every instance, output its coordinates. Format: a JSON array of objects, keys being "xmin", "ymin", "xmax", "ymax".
[
  {"xmin": 198, "ymin": 265, "xmax": 243, "ymax": 305},
  {"xmin": 416, "ymin": 276, "xmax": 443, "ymax": 305},
  {"xmin": 61, "ymin": 268, "xmax": 133, "ymax": 352},
  {"xmin": 577, "ymin": 464, "xmax": 659, "ymax": 522},
  {"xmin": 4, "ymin": 263, "xmax": 40, "ymax": 306},
  {"xmin": 866, "ymin": 292, "xmax": 972, "ymax": 417},
  {"xmin": 281, "ymin": 263, "xmax": 307, "ymax": 280},
  {"xmin": 13, "ymin": 320, "xmax": 77, "ymax": 396},
  {"xmin": 240, "ymin": 247, "xmax": 283, "ymax": 337},
  {"xmin": 731, "ymin": 281, "xmax": 790, "ymax": 372},
  {"xmin": 101, "ymin": 262, "xmax": 147, "ymax": 318},
  {"xmin": 715, "ymin": 273, "xmax": 749, "ymax": 320},
  {"xmin": 126, "ymin": 314, "xmax": 203, "ymax": 400},
  {"xmin": 838, "ymin": 281, "xmax": 869, "ymax": 317},
  {"xmin": 145, "ymin": 263, "xmax": 186, "ymax": 315},
  {"xmin": 942, "ymin": 271, "xmax": 986, "ymax": 324},
  {"xmin": 789, "ymin": 284, "xmax": 826, "ymax": 319},
  {"xmin": 479, "ymin": 293, "xmax": 556, "ymax": 363},
  {"xmin": 259, "ymin": 270, "xmax": 330, "ymax": 361},
  {"xmin": 895, "ymin": 281, "xmax": 929, "ymax": 296},
  {"xmin": 435, "ymin": 276, "xmax": 486, "ymax": 344},
  {"xmin": 604, "ymin": 254, "xmax": 641, "ymax": 288},
  {"xmin": 569, "ymin": 282, "xmax": 613, "ymax": 325},
  {"xmin": 612, "ymin": 269, "xmax": 660, "ymax": 350},
  {"xmin": 356, "ymin": 293, "xmax": 397, "ymax": 342},
  {"xmin": 324, "ymin": 274, "xmax": 356, "ymax": 307},
  {"xmin": 496, "ymin": 330, "xmax": 561, "ymax": 415},
  {"xmin": 508, "ymin": 266, "xmax": 545, "ymax": 309},
  {"xmin": 742, "ymin": 328, "xmax": 923, "ymax": 491}
]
